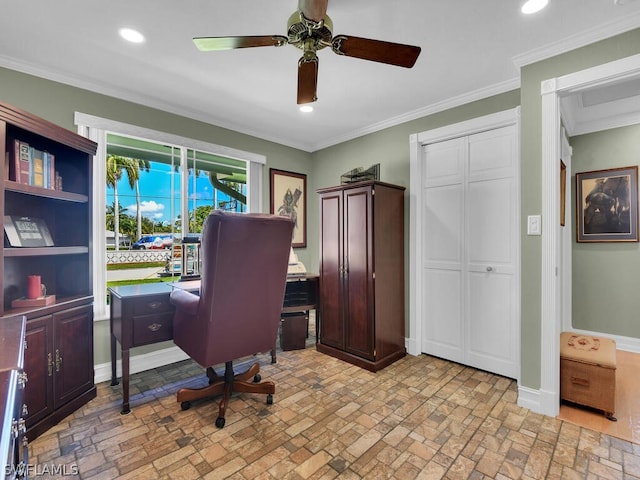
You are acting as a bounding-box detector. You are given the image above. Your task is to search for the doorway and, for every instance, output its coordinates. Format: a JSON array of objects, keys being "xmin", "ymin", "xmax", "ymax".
[{"xmin": 540, "ymin": 52, "xmax": 640, "ymax": 418}]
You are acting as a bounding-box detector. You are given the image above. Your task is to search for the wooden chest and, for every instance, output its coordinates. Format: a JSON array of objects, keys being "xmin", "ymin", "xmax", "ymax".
[{"xmin": 560, "ymin": 332, "xmax": 616, "ymax": 419}]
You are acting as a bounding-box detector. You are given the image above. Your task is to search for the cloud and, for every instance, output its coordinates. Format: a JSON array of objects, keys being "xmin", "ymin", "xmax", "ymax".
[{"xmin": 125, "ymin": 200, "xmax": 165, "ymax": 219}]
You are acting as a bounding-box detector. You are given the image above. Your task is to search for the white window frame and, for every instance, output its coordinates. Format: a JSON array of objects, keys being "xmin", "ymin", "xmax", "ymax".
[{"xmin": 75, "ymin": 112, "xmax": 265, "ymax": 321}]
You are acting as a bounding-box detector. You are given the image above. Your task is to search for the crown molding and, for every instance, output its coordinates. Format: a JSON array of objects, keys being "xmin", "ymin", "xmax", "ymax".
[
  {"xmin": 0, "ymin": 55, "xmax": 314, "ymax": 152},
  {"xmin": 513, "ymin": 11, "xmax": 640, "ymax": 68},
  {"xmin": 310, "ymin": 77, "xmax": 521, "ymax": 151}
]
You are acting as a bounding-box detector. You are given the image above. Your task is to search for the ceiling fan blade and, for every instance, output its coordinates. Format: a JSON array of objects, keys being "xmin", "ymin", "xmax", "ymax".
[
  {"xmin": 332, "ymin": 35, "xmax": 421, "ymax": 68},
  {"xmin": 297, "ymin": 54, "xmax": 319, "ymax": 104},
  {"xmin": 193, "ymin": 35, "xmax": 288, "ymax": 51},
  {"xmin": 298, "ymin": 0, "xmax": 328, "ymax": 22}
]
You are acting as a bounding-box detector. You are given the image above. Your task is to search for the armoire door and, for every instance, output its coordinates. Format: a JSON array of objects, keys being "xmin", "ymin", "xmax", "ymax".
[
  {"xmin": 318, "ymin": 191, "xmax": 344, "ymax": 350},
  {"xmin": 421, "ymin": 124, "xmax": 519, "ymax": 379},
  {"xmin": 343, "ymin": 185, "xmax": 374, "ymax": 360}
]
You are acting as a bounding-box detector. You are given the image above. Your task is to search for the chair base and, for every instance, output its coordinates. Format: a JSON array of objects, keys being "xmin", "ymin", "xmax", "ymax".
[{"xmin": 177, "ymin": 360, "xmax": 275, "ymax": 428}]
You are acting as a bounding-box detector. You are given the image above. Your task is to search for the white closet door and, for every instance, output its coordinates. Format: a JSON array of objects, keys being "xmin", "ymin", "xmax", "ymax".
[
  {"xmin": 421, "ymin": 125, "xmax": 519, "ymax": 379},
  {"xmin": 465, "ymin": 126, "xmax": 518, "ymax": 379},
  {"xmin": 421, "ymin": 137, "xmax": 465, "ymax": 363}
]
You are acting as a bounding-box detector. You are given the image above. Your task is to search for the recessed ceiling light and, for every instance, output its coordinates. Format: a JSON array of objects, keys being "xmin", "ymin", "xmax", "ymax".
[
  {"xmin": 521, "ymin": 0, "xmax": 548, "ymax": 14},
  {"xmin": 119, "ymin": 28, "xmax": 145, "ymax": 44},
  {"xmin": 299, "ymin": 105, "xmax": 314, "ymax": 113}
]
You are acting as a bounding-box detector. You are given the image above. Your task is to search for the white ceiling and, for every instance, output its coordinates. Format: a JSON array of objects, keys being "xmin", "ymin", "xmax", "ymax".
[{"xmin": 1, "ymin": 0, "xmax": 640, "ymax": 152}]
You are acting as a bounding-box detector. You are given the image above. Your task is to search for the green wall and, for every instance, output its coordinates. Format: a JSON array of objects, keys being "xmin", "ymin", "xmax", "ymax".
[
  {"xmin": 571, "ymin": 125, "xmax": 640, "ymax": 337},
  {"xmin": 2, "ymin": 27, "xmax": 640, "ymax": 393}
]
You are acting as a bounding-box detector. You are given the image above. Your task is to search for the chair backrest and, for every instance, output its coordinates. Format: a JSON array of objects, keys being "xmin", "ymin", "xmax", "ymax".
[{"xmin": 173, "ymin": 211, "xmax": 294, "ymax": 367}]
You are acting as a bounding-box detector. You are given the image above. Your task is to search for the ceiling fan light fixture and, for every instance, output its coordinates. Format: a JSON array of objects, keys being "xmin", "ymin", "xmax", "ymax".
[
  {"xmin": 119, "ymin": 28, "xmax": 145, "ymax": 44},
  {"xmin": 299, "ymin": 105, "xmax": 314, "ymax": 113},
  {"xmin": 521, "ymin": 0, "xmax": 548, "ymax": 14}
]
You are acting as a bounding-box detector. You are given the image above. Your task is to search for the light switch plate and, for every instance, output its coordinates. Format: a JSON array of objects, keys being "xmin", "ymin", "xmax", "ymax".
[{"xmin": 527, "ymin": 215, "xmax": 541, "ymax": 235}]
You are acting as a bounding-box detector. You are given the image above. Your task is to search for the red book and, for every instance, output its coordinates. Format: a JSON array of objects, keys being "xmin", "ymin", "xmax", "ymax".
[{"xmin": 12, "ymin": 139, "xmax": 30, "ymax": 184}]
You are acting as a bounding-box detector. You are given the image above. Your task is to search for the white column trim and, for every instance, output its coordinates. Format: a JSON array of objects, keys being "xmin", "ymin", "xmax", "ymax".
[{"xmin": 539, "ymin": 85, "xmax": 562, "ymax": 417}]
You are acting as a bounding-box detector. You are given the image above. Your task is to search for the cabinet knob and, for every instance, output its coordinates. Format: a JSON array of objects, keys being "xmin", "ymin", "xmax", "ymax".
[{"xmin": 486, "ymin": 266, "xmax": 494, "ymax": 272}]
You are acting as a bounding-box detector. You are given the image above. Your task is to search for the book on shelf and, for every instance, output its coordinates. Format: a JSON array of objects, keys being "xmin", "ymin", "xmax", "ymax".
[
  {"xmin": 10, "ymin": 139, "xmax": 57, "ymax": 188},
  {"xmin": 30, "ymin": 147, "xmax": 45, "ymax": 187},
  {"xmin": 11, "ymin": 295, "xmax": 56, "ymax": 308},
  {"xmin": 12, "ymin": 139, "xmax": 31, "ymax": 184},
  {"xmin": 45, "ymin": 151, "xmax": 55, "ymax": 189}
]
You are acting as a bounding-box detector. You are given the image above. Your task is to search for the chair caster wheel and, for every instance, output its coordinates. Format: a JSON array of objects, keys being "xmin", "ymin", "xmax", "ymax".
[
  {"xmin": 253, "ymin": 373, "xmax": 261, "ymax": 383},
  {"xmin": 181, "ymin": 401, "xmax": 191, "ymax": 411},
  {"xmin": 266, "ymin": 394, "xmax": 273, "ymax": 405},
  {"xmin": 215, "ymin": 417, "xmax": 226, "ymax": 428}
]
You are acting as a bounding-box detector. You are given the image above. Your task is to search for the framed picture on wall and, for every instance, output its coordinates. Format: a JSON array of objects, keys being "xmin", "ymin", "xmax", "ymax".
[
  {"xmin": 270, "ymin": 168, "xmax": 307, "ymax": 248},
  {"xmin": 576, "ymin": 166, "xmax": 638, "ymax": 242}
]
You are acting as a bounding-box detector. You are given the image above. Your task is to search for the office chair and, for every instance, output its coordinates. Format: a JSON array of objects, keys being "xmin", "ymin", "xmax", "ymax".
[{"xmin": 170, "ymin": 211, "xmax": 294, "ymax": 428}]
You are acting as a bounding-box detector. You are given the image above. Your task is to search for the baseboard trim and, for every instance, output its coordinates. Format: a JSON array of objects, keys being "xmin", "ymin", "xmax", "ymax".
[
  {"xmin": 517, "ymin": 385, "xmax": 542, "ymax": 413},
  {"xmin": 94, "ymin": 346, "xmax": 189, "ymax": 384}
]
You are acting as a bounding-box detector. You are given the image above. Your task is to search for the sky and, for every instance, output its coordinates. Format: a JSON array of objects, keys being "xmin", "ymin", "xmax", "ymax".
[{"xmin": 106, "ymin": 162, "xmax": 237, "ymax": 228}]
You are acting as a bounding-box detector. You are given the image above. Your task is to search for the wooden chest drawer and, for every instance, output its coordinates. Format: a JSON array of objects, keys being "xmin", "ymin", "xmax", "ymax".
[
  {"xmin": 132, "ymin": 311, "xmax": 174, "ymax": 346},
  {"xmin": 132, "ymin": 295, "xmax": 173, "ymax": 316}
]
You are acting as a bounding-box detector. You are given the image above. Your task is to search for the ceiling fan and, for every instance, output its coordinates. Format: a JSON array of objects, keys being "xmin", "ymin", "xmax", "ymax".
[{"xmin": 193, "ymin": 0, "xmax": 421, "ymax": 104}]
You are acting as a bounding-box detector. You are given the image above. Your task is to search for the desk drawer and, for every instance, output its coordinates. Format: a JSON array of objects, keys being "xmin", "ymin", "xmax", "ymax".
[
  {"xmin": 133, "ymin": 295, "xmax": 173, "ymax": 316},
  {"xmin": 132, "ymin": 312, "xmax": 174, "ymax": 346}
]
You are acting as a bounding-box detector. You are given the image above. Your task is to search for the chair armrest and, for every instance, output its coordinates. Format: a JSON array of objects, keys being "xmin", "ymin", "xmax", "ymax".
[{"xmin": 170, "ymin": 289, "xmax": 199, "ymax": 317}]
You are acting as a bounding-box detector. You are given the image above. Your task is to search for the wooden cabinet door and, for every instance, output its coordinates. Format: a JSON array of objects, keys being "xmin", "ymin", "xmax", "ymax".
[
  {"xmin": 24, "ymin": 315, "xmax": 54, "ymax": 427},
  {"xmin": 53, "ymin": 305, "xmax": 94, "ymax": 407},
  {"xmin": 318, "ymin": 191, "xmax": 344, "ymax": 349},
  {"xmin": 343, "ymin": 186, "xmax": 375, "ymax": 360}
]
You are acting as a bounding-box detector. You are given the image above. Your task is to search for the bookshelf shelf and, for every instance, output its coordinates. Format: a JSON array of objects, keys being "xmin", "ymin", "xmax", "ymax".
[
  {"xmin": 4, "ymin": 181, "xmax": 88, "ymax": 203},
  {"xmin": 3, "ymin": 246, "xmax": 89, "ymax": 257}
]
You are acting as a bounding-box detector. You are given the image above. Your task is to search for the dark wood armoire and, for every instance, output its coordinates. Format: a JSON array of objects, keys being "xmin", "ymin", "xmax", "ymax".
[{"xmin": 316, "ymin": 180, "xmax": 405, "ymax": 372}]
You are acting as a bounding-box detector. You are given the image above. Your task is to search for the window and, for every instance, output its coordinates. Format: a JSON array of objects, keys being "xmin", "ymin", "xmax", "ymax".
[{"xmin": 75, "ymin": 113, "xmax": 265, "ymax": 320}]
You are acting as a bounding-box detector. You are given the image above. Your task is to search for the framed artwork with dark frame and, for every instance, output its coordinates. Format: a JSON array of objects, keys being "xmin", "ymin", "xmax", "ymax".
[
  {"xmin": 270, "ymin": 168, "xmax": 307, "ymax": 248},
  {"xmin": 576, "ymin": 165, "xmax": 638, "ymax": 243}
]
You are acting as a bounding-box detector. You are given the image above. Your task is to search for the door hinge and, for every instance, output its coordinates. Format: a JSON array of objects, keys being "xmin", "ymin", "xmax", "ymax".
[{"xmin": 372, "ymin": 272, "xmax": 376, "ymax": 279}]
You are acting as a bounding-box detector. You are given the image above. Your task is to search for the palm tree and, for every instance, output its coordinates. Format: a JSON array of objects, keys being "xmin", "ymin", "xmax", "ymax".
[
  {"xmin": 106, "ymin": 155, "xmax": 137, "ymax": 251},
  {"xmin": 133, "ymin": 158, "xmax": 150, "ymax": 241}
]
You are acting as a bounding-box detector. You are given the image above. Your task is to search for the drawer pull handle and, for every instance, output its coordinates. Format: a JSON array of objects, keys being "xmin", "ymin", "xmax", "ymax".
[
  {"xmin": 571, "ymin": 376, "xmax": 589, "ymax": 387},
  {"xmin": 148, "ymin": 323, "xmax": 162, "ymax": 332},
  {"xmin": 48, "ymin": 352, "xmax": 53, "ymax": 377},
  {"xmin": 56, "ymin": 349, "xmax": 62, "ymax": 372},
  {"xmin": 18, "ymin": 372, "xmax": 28, "ymax": 389},
  {"xmin": 147, "ymin": 301, "xmax": 163, "ymax": 310}
]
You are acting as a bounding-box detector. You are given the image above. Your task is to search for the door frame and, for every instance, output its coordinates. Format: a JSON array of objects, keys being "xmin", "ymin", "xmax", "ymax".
[
  {"xmin": 408, "ymin": 107, "xmax": 521, "ymax": 366},
  {"xmin": 538, "ymin": 53, "xmax": 640, "ymax": 417}
]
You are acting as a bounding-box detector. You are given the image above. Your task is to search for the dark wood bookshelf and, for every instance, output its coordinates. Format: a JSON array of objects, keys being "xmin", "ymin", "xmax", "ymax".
[{"xmin": 0, "ymin": 100, "xmax": 97, "ymax": 441}]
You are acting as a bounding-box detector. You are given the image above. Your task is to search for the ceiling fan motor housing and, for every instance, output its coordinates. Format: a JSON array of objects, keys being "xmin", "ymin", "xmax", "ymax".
[{"xmin": 287, "ymin": 11, "xmax": 333, "ymax": 51}]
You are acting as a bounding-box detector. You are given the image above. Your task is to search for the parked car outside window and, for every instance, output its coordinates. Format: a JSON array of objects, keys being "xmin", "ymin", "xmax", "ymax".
[{"xmin": 132, "ymin": 234, "xmax": 173, "ymax": 250}]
